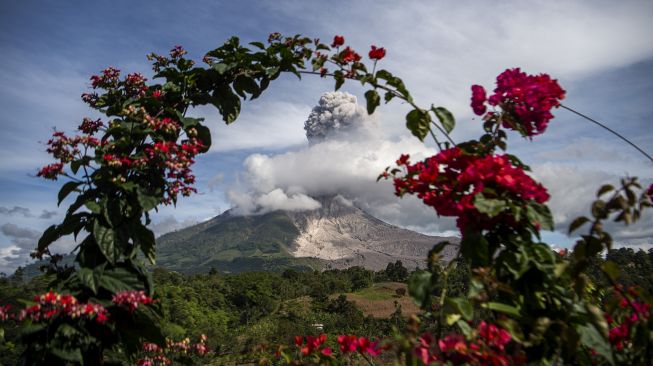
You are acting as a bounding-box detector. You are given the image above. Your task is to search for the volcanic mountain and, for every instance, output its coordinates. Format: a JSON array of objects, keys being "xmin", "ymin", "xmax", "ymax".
[{"xmin": 156, "ymin": 195, "xmax": 458, "ymax": 274}]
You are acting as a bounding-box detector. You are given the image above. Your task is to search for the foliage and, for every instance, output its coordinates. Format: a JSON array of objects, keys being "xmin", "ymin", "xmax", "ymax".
[{"xmin": 0, "ymin": 31, "xmax": 651, "ymax": 365}]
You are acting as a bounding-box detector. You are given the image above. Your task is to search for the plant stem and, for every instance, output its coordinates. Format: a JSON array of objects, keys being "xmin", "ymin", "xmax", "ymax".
[{"xmin": 560, "ymin": 104, "xmax": 653, "ymax": 163}]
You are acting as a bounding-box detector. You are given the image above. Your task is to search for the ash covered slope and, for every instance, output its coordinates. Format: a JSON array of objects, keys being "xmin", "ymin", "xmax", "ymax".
[
  {"xmin": 156, "ymin": 195, "xmax": 458, "ymax": 273},
  {"xmin": 287, "ymin": 196, "xmax": 458, "ymax": 270}
]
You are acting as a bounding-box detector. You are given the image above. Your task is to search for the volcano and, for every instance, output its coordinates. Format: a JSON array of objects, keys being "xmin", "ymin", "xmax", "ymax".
[{"xmin": 155, "ymin": 195, "xmax": 458, "ymax": 274}]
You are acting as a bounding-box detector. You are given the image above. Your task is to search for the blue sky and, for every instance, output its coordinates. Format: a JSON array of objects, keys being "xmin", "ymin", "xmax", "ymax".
[{"xmin": 1, "ymin": 0, "xmax": 652, "ymax": 273}]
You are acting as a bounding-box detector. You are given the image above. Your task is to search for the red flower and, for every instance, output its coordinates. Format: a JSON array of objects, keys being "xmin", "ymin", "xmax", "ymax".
[
  {"xmin": 152, "ymin": 90, "xmax": 162, "ymax": 99},
  {"xmin": 331, "ymin": 35, "xmax": 345, "ymax": 47},
  {"xmin": 338, "ymin": 335, "xmax": 358, "ymax": 353},
  {"xmin": 471, "ymin": 85, "xmax": 487, "ymax": 116},
  {"xmin": 341, "ymin": 47, "xmax": 361, "ymax": 63},
  {"xmin": 368, "ymin": 45, "xmax": 386, "ymax": 60},
  {"xmin": 389, "ymin": 149, "xmax": 548, "ymax": 232},
  {"xmin": 37, "ymin": 163, "xmax": 64, "ymax": 180}
]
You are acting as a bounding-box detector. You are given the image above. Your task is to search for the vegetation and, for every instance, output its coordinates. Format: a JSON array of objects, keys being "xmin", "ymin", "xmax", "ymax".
[{"xmin": 0, "ymin": 31, "xmax": 651, "ymax": 365}]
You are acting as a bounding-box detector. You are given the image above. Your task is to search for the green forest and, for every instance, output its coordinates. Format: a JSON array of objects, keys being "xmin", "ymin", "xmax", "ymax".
[{"xmin": 2, "ymin": 248, "xmax": 651, "ymax": 365}]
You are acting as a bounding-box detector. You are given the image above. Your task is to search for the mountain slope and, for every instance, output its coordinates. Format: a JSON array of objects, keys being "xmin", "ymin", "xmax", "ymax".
[{"xmin": 157, "ymin": 196, "xmax": 458, "ymax": 273}]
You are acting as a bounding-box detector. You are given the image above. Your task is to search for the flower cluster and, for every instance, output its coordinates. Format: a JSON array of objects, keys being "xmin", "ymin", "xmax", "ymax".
[
  {"xmin": 294, "ymin": 334, "xmax": 333, "ymax": 356},
  {"xmin": 390, "ymin": 149, "xmax": 549, "ymax": 230},
  {"xmin": 137, "ymin": 335, "xmax": 209, "ymax": 366},
  {"xmin": 124, "ymin": 72, "xmax": 149, "ymax": 97},
  {"xmin": 37, "ymin": 162, "xmax": 64, "ymax": 180},
  {"xmin": 111, "ymin": 290, "xmax": 154, "ymax": 312},
  {"xmin": 79, "ymin": 117, "xmax": 104, "ymax": 134},
  {"xmin": 0, "ymin": 291, "xmax": 110, "ymax": 324},
  {"xmin": 337, "ymin": 335, "xmax": 383, "ymax": 356},
  {"xmin": 606, "ymin": 288, "xmax": 651, "ymax": 352},
  {"xmin": 471, "ymin": 68, "xmax": 565, "ymax": 136},
  {"xmin": 90, "ymin": 66, "xmax": 120, "ymax": 89},
  {"xmin": 37, "ymin": 122, "xmax": 103, "ymax": 180},
  {"xmin": 414, "ymin": 322, "xmax": 522, "ymax": 365},
  {"xmin": 142, "ymin": 137, "xmax": 203, "ymax": 203}
]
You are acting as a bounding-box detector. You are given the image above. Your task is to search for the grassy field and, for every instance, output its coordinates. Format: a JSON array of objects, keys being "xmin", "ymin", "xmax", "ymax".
[{"xmin": 337, "ymin": 282, "xmax": 421, "ymax": 318}]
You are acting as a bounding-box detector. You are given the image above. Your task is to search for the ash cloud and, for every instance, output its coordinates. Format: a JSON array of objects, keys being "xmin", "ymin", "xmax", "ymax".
[
  {"xmin": 226, "ymin": 92, "xmax": 457, "ymax": 234},
  {"xmin": 304, "ymin": 92, "xmax": 377, "ymax": 144}
]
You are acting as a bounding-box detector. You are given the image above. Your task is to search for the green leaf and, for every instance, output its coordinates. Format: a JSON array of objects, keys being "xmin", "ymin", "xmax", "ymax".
[
  {"xmin": 132, "ymin": 221, "xmax": 156, "ymax": 265},
  {"xmin": 407, "ymin": 270, "xmax": 433, "ymax": 308},
  {"xmin": 483, "ymin": 302, "xmax": 520, "ymax": 317},
  {"xmin": 136, "ymin": 188, "xmax": 159, "ymax": 212},
  {"xmin": 179, "ymin": 116, "xmax": 203, "ymax": 129},
  {"xmin": 474, "ymin": 194, "xmax": 506, "ymax": 217},
  {"xmin": 194, "ymin": 125, "xmax": 212, "ymax": 153},
  {"xmin": 461, "ymin": 228, "xmax": 489, "ymax": 267},
  {"xmin": 446, "ymin": 297, "xmax": 473, "ymax": 321},
  {"xmin": 211, "ymin": 63, "xmax": 229, "ymax": 75},
  {"xmin": 249, "ymin": 41, "xmax": 265, "ymax": 49},
  {"xmin": 578, "ymin": 324, "xmax": 614, "ymax": 365},
  {"xmin": 93, "ymin": 220, "xmax": 117, "ymax": 265},
  {"xmin": 50, "ymin": 346, "xmax": 83, "ymax": 363},
  {"xmin": 58, "ymin": 181, "xmax": 81, "ymax": 206},
  {"xmin": 84, "ymin": 201, "xmax": 101, "ymax": 214},
  {"xmin": 405, "ymin": 109, "xmax": 431, "ymax": 141},
  {"xmin": 591, "ymin": 200, "xmax": 607, "ymax": 219},
  {"xmin": 601, "ymin": 261, "xmax": 621, "ymax": 281},
  {"xmin": 568, "ymin": 216, "xmax": 590, "ymax": 234},
  {"xmin": 211, "ymin": 86, "xmax": 241, "ymax": 124},
  {"xmin": 233, "ymin": 75, "xmax": 259, "ymax": 99},
  {"xmin": 334, "ymin": 71, "xmax": 345, "ymax": 91},
  {"xmin": 37, "ymin": 225, "xmax": 59, "ymax": 252},
  {"xmin": 77, "ymin": 267, "xmax": 98, "ymax": 294},
  {"xmin": 98, "ymin": 266, "xmax": 144, "ymax": 293},
  {"xmin": 527, "ymin": 203, "xmax": 554, "ymax": 231},
  {"xmin": 431, "ymin": 106, "xmax": 455, "ymax": 134},
  {"xmin": 364, "ymin": 90, "xmax": 381, "ymax": 115},
  {"xmin": 456, "ymin": 319, "xmax": 473, "ymax": 337},
  {"xmin": 597, "ymin": 184, "xmax": 614, "ymax": 197}
]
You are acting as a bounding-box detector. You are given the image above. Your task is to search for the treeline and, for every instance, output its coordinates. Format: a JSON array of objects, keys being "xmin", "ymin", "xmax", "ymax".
[
  {"xmin": 2, "ymin": 250, "xmax": 652, "ymax": 364},
  {"xmin": 0, "ymin": 261, "xmax": 410, "ymax": 364}
]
